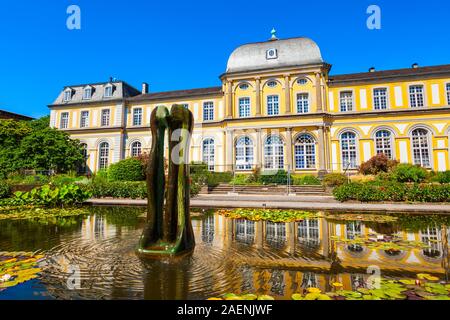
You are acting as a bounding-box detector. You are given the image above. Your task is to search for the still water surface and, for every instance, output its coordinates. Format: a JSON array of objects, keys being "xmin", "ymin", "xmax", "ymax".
[{"xmin": 0, "ymin": 206, "xmax": 449, "ymax": 300}]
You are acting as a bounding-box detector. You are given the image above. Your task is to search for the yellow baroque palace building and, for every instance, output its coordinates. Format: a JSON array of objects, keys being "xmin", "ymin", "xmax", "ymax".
[{"xmin": 49, "ymin": 36, "xmax": 450, "ymax": 174}]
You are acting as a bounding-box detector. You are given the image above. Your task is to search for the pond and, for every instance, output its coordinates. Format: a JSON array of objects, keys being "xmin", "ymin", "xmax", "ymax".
[{"xmin": 0, "ymin": 207, "xmax": 449, "ymax": 300}]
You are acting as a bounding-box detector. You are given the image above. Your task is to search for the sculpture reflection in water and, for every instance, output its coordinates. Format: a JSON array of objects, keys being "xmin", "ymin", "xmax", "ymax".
[{"xmin": 137, "ymin": 104, "xmax": 195, "ymax": 257}]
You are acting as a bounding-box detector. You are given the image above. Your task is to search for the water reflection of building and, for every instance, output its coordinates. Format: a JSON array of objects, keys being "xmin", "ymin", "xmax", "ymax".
[
  {"xmin": 190, "ymin": 214, "xmax": 450, "ymax": 298},
  {"xmin": 81, "ymin": 215, "xmax": 117, "ymax": 240}
]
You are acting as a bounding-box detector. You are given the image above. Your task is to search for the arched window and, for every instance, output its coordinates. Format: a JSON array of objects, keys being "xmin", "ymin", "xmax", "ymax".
[
  {"xmin": 295, "ymin": 134, "xmax": 316, "ymax": 169},
  {"xmin": 340, "ymin": 131, "xmax": 358, "ymax": 169},
  {"xmin": 79, "ymin": 143, "xmax": 88, "ymax": 174},
  {"xmin": 202, "ymin": 138, "xmax": 215, "ymax": 171},
  {"xmin": 98, "ymin": 142, "xmax": 109, "ymax": 170},
  {"xmin": 375, "ymin": 130, "xmax": 393, "ymax": 159},
  {"xmin": 264, "ymin": 135, "xmax": 284, "ymax": 169},
  {"xmin": 298, "ymin": 219, "xmax": 320, "ymax": 248},
  {"xmin": 411, "ymin": 128, "xmax": 431, "ymax": 167},
  {"xmin": 131, "ymin": 141, "xmax": 142, "ymax": 157},
  {"xmin": 235, "ymin": 137, "xmax": 253, "ymax": 170}
]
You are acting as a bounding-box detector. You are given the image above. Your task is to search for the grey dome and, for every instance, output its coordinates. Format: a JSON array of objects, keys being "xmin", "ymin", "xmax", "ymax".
[{"xmin": 226, "ymin": 37, "xmax": 323, "ymax": 73}]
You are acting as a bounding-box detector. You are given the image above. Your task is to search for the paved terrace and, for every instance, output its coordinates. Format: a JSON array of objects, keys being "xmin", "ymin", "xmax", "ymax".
[{"xmin": 86, "ymin": 194, "xmax": 450, "ymax": 214}]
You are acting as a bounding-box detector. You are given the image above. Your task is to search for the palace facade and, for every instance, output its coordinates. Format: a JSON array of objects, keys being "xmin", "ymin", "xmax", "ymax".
[{"xmin": 48, "ymin": 35, "xmax": 450, "ymax": 174}]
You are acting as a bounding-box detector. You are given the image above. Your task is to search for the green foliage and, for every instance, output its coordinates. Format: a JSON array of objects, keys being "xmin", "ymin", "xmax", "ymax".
[
  {"xmin": 206, "ymin": 172, "xmax": 233, "ymax": 187},
  {"xmin": 107, "ymin": 157, "xmax": 145, "ymax": 182},
  {"xmin": 359, "ymin": 153, "xmax": 399, "ymax": 175},
  {"xmin": 218, "ymin": 208, "xmax": 318, "ymax": 222},
  {"xmin": 430, "ymin": 171, "xmax": 450, "ymax": 184},
  {"xmin": 230, "ymin": 174, "xmax": 255, "ymax": 185},
  {"xmin": 391, "ymin": 164, "xmax": 428, "ymax": 183},
  {"xmin": 323, "ymin": 173, "xmax": 348, "ymax": 187},
  {"xmin": 292, "ymin": 174, "xmax": 321, "ymax": 185},
  {"xmin": 333, "ymin": 181, "xmax": 450, "ymax": 203},
  {"xmin": 0, "ymin": 181, "xmax": 11, "ymax": 199},
  {"xmin": 259, "ymin": 170, "xmax": 288, "ymax": 184},
  {"xmin": 82, "ymin": 181, "xmax": 147, "ymax": 199},
  {"xmin": 6, "ymin": 173, "xmax": 51, "ymax": 185},
  {"xmin": 1, "ymin": 184, "xmax": 92, "ymax": 207}
]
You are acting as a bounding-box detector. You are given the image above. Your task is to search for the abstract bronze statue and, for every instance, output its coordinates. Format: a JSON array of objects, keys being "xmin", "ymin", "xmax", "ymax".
[{"xmin": 137, "ymin": 104, "xmax": 195, "ymax": 257}]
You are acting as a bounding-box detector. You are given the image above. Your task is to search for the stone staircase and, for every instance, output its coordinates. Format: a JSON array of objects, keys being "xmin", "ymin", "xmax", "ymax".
[{"xmin": 203, "ymin": 183, "xmax": 329, "ymax": 196}]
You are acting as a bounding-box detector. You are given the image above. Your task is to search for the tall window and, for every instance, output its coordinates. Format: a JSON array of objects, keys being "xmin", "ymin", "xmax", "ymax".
[
  {"xmin": 340, "ymin": 91, "xmax": 353, "ymax": 112},
  {"xmin": 79, "ymin": 143, "xmax": 88, "ymax": 174},
  {"xmin": 133, "ymin": 108, "xmax": 143, "ymax": 126},
  {"xmin": 203, "ymin": 102, "xmax": 214, "ymax": 121},
  {"xmin": 104, "ymin": 85, "xmax": 113, "ymax": 97},
  {"xmin": 295, "ymin": 134, "xmax": 316, "ymax": 169},
  {"xmin": 446, "ymin": 83, "xmax": 450, "ymax": 105},
  {"xmin": 238, "ymin": 97, "xmax": 250, "ymax": 118},
  {"xmin": 264, "ymin": 135, "xmax": 284, "ymax": 169},
  {"xmin": 63, "ymin": 90, "xmax": 72, "ymax": 102},
  {"xmin": 409, "ymin": 85, "xmax": 425, "ymax": 107},
  {"xmin": 202, "ymin": 138, "xmax": 215, "ymax": 171},
  {"xmin": 341, "ymin": 131, "xmax": 357, "ymax": 169},
  {"xmin": 296, "ymin": 93, "xmax": 309, "ymax": 113},
  {"xmin": 346, "ymin": 222, "xmax": 363, "ymax": 252},
  {"xmin": 298, "ymin": 219, "xmax": 320, "ymax": 247},
  {"xmin": 235, "ymin": 136, "xmax": 253, "ymax": 170},
  {"xmin": 266, "ymin": 222, "xmax": 286, "ymax": 248},
  {"xmin": 411, "ymin": 128, "xmax": 431, "ymax": 167},
  {"xmin": 60, "ymin": 112, "xmax": 69, "ymax": 129},
  {"xmin": 131, "ymin": 141, "xmax": 142, "ymax": 157},
  {"xmin": 421, "ymin": 228, "xmax": 442, "ymax": 258},
  {"xmin": 101, "ymin": 109, "xmax": 110, "ymax": 127},
  {"xmin": 373, "ymin": 88, "xmax": 388, "ymax": 110},
  {"xmin": 235, "ymin": 219, "xmax": 255, "ymax": 244},
  {"xmin": 80, "ymin": 111, "xmax": 89, "ymax": 128},
  {"xmin": 98, "ymin": 142, "xmax": 109, "ymax": 170},
  {"xmin": 83, "ymin": 88, "xmax": 92, "ymax": 100},
  {"xmin": 267, "ymin": 95, "xmax": 279, "ymax": 115},
  {"xmin": 375, "ymin": 130, "xmax": 393, "ymax": 159}
]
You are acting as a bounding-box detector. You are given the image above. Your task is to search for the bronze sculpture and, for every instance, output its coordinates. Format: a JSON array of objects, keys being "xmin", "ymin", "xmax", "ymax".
[{"xmin": 137, "ymin": 104, "xmax": 195, "ymax": 257}]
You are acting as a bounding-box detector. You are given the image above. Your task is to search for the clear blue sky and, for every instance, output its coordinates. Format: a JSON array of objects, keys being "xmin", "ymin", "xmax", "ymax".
[{"xmin": 0, "ymin": 0, "xmax": 448, "ymax": 118}]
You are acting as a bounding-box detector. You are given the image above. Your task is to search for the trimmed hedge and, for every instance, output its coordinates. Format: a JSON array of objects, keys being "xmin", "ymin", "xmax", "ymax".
[
  {"xmin": 292, "ymin": 175, "xmax": 321, "ymax": 186},
  {"xmin": 82, "ymin": 181, "xmax": 147, "ymax": 199},
  {"xmin": 391, "ymin": 164, "xmax": 428, "ymax": 183},
  {"xmin": 0, "ymin": 181, "xmax": 11, "ymax": 199},
  {"xmin": 333, "ymin": 182, "xmax": 450, "ymax": 203},
  {"xmin": 107, "ymin": 158, "xmax": 145, "ymax": 182},
  {"xmin": 323, "ymin": 173, "xmax": 348, "ymax": 187}
]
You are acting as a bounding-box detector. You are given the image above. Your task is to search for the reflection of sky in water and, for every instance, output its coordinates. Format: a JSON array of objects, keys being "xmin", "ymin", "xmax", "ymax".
[{"xmin": 0, "ymin": 208, "xmax": 449, "ymax": 300}]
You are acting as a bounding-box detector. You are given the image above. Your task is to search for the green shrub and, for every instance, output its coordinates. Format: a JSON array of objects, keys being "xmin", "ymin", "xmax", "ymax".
[
  {"xmin": 431, "ymin": 171, "xmax": 450, "ymax": 184},
  {"xmin": 323, "ymin": 173, "xmax": 348, "ymax": 187},
  {"xmin": 292, "ymin": 175, "xmax": 321, "ymax": 186},
  {"xmin": 108, "ymin": 158, "xmax": 145, "ymax": 182},
  {"xmin": 4, "ymin": 184, "xmax": 92, "ymax": 207},
  {"xmin": 207, "ymin": 172, "xmax": 233, "ymax": 187},
  {"xmin": 83, "ymin": 181, "xmax": 147, "ymax": 199},
  {"xmin": 259, "ymin": 170, "xmax": 288, "ymax": 184},
  {"xmin": 391, "ymin": 164, "xmax": 428, "ymax": 183},
  {"xmin": 190, "ymin": 162, "xmax": 208, "ymax": 175},
  {"xmin": 332, "ymin": 182, "xmax": 362, "ymax": 202},
  {"xmin": 230, "ymin": 174, "xmax": 250, "ymax": 185},
  {"xmin": 0, "ymin": 181, "xmax": 11, "ymax": 199}
]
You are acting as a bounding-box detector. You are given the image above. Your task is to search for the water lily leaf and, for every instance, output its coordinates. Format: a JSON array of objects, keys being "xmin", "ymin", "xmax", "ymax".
[
  {"xmin": 399, "ymin": 280, "xmax": 416, "ymax": 285},
  {"xmin": 222, "ymin": 293, "xmax": 237, "ymax": 299},
  {"xmin": 258, "ymin": 295, "xmax": 275, "ymax": 300},
  {"xmin": 241, "ymin": 294, "xmax": 257, "ymax": 300},
  {"xmin": 306, "ymin": 287, "xmax": 321, "ymax": 293},
  {"xmin": 207, "ymin": 297, "xmax": 222, "ymax": 300},
  {"xmin": 317, "ymin": 294, "xmax": 332, "ymax": 300},
  {"xmin": 332, "ymin": 282, "xmax": 343, "ymax": 288},
  {"xmin": 304, "ymin": 293, "xmax": 321, "ymax": 300},
  {"xmin": 292, "ymin": 293, "xmax": 303, "ymax": 300},
  {"xmin": 424, "ymin": 295, "xmax": 450, "ymax": 300}
]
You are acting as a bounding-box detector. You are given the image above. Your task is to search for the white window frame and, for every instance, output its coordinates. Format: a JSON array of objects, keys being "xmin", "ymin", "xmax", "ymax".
[
  {"xmin": 372, "ymin": 87, "xmax": 389, "ymax": 110},
  {"xmin": 235, "ymin": 136, "xmax": 254, "ymax": 171},
  {"xmin": 267, "ymin": 95, "xmax": 280, "ymax": 116},
  {"xmin": 202, "ymin": 138, "xmax": 215, "ymax": 171},
  {"xmin": 83, "ymin": 87, "xmax": 92, "ymax": 100},
  {"xmin": 264, "ymin": 135, "xmax": 284, "ymax": 170},
  {"xmin": 203, "ymin": 101, "xmax": 214, "ymax": 121},
  {"xmin": 133, "ymin": 108, "xmax": 143, "ymax": 126},
  {"xmin": 339, "ymin": 90, "xmax": 354, "ymax": 112},
  {"xmin": 374, "ymin": 129, "xmax": 394, "ymax": 159},
  {"xmin": 296, "ymin": 92, "xmax": 310, "ymax": 113},
  {"xmin": 60, "ymin": 112, "xmax": 69, "ymax": 129},
  {"xmin": 294, "ymin": 133, "xmax": 316, "ymax": 169},
  {"xmin": 131, "ymin": 141, "xmax": 142, "ymax": 157},
  {"xmin": 63, "ymin": 89, "xmax": 72, "ymax": 102},
  {"xmin": 80, "ymin": 110, "xmax": 89, "ymax": 128},
  {"xmin": 101, "ymin": 109, "xmax": 110, "ymax": 127},
  {"xmin": 446, "ymin": 83, "xmax": 450, "ymax": 105},
  {"xmin": 98, "ymin": 142, "xmax": 109, "ymax": 170},
  {"xmin": 409, "ymin": 84, "xmax": 425, "ymax": 108},
  {"xmin": 340, "ymin": 131, "xmax": 358, "ymax": 169},
  {"xmin": 104, "ymin": 85, "xmax": 113, "ymax": 98},
  {"xmin": 238, "ymin": 97, "xmax": 251, "ymax": 118},
  {"xmin": 411, "ymin": 128, "xmax": 432, "ymax": 168}
]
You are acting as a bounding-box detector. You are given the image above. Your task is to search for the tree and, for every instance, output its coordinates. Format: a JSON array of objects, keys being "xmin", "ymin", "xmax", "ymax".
[{"xmin": 0, "ymin": 120, "xmax": 32, "ymax": 178}]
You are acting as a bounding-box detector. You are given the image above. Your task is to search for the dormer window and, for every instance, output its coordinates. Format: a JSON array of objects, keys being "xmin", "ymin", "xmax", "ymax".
[
  {"xmin": 63, "ymin": 89, "xmax": 72, "ymax": 102},
  {"xmin": 104, "ymin": 85, "xmax": 113, "ymax": 98},
  {"xmin": 83, "ymin": 87, "xmax": 92, "ymax": 100}
]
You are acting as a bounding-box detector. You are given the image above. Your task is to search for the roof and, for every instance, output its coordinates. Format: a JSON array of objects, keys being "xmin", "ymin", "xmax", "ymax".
[
  {"xmin": 225, "ymin": 37, "xmax": 324, "ymax": 74},
  {"xmin": 329, "ymin": 64, "xmax": 450, "ymax": 85},
  {"xmin": 50, "ymin": 81, "xmax": 140, "ymax": 106},
  {"xmin": 0, "ymin": 109, "xmax": 34, "ymax": 121},
  {"xmin": 129, "ymin": 86, "xmax": 223, "ymax": 102}
]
